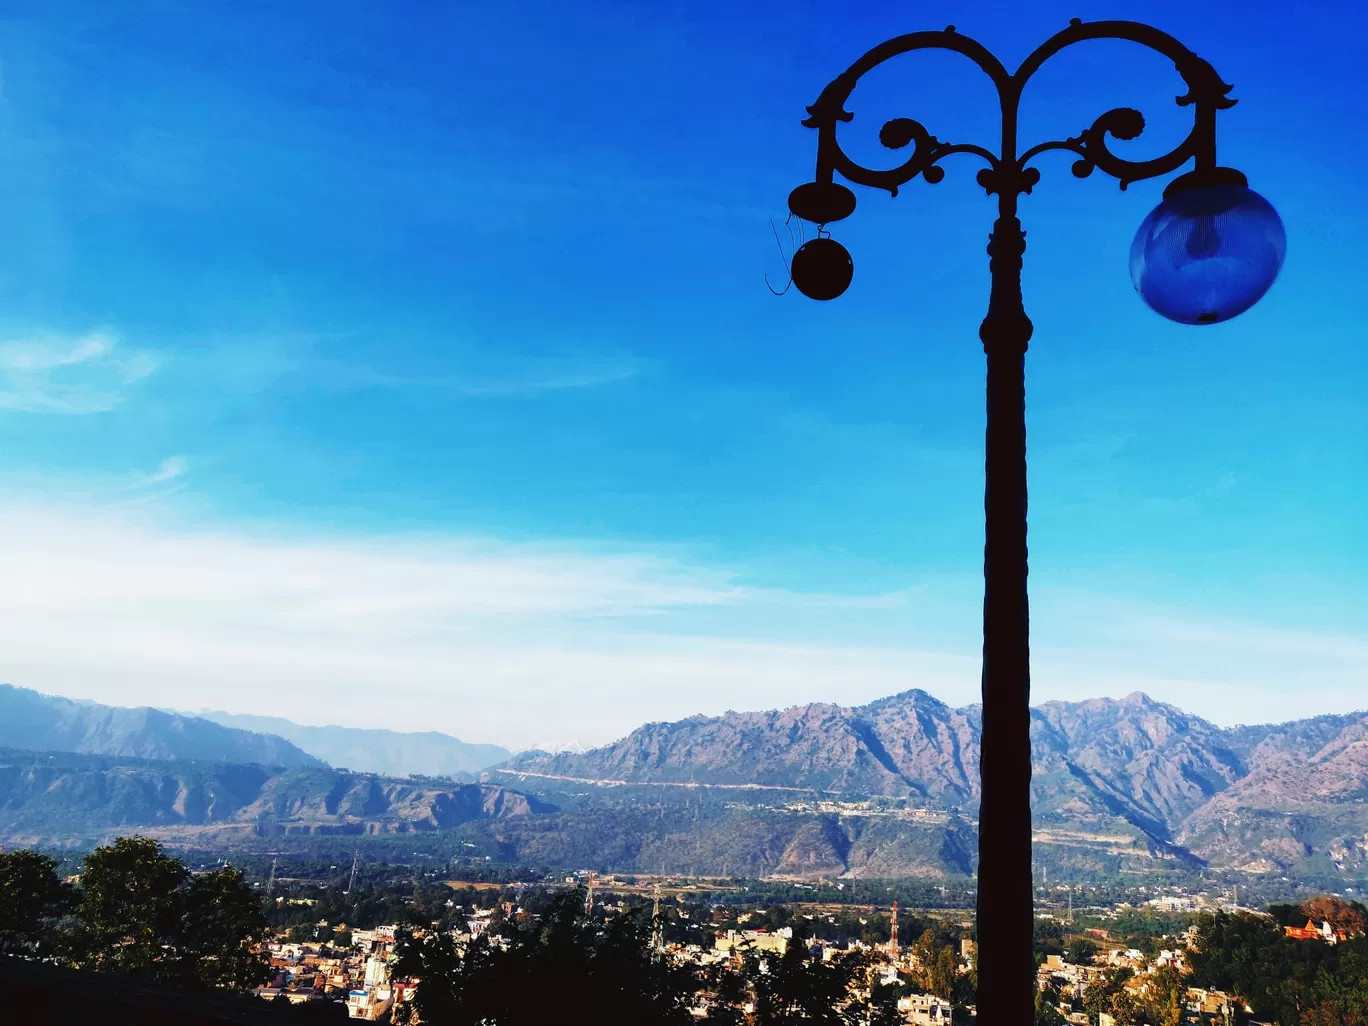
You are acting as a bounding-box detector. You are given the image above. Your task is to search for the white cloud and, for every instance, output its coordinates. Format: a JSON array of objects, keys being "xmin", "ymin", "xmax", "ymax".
[
  {"xmin": 145, "ymin": 456, "xmax": 189, "ymax": 485},
  {"xmin": 0, "ymin": 498, "xmax": 1362, "ymax": 749},
  {"xmin": 0, "ymin": 331, "xmax": 158, "ymax": 413}
]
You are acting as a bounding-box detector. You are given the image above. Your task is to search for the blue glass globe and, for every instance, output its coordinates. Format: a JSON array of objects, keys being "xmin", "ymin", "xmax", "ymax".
[{"xmin": 1129, "ymin": 183, "xmax": 1285, "ymax": 325}]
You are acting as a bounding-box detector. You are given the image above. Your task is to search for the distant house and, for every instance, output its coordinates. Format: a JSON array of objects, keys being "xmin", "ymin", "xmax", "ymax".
[
  {"xmin": 347, "ymin": 987, "xmax": 393, "ymax": 1021},
  {"xmin": 1284, "ymin": 919, "xmax": 1346, "ymax": 943},
  {"xmin": 1284, "ymin": 920, "xmax": 1321, "ymax": 941},
  {"xmin": 714, "ymin": 928, "xmax": 790, "ymax": 956},
  {"xmin": 898, "ymin": 993, "xmax": 954, "ymax": 1025}
]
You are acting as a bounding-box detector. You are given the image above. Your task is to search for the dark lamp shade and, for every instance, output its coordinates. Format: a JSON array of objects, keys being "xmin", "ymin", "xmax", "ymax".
[
  {"xmin": 790, "ymin": 237, "xmax": 853, "ymax": 301},
  {"xmin": 1129, "ymin": 184, "xmax": 1286, "ymax": 325}
]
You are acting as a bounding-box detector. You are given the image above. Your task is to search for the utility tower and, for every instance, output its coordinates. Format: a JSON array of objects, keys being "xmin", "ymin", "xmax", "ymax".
[
  {"xmin": 584, "ymin": 871, "xmax": 596, "ymax": 915},
  {"xmin": 267, "ymin": 857, "xmax": 278, "ymax": 897},
  {"xmin": 889, "ymin": 899, "xmax": 900, "ymax": 956},
  {"xmin": 348, "ymin": 849, "xmax": 359, "ymax": 892},
  {"xmin": 651, "ymin": 883, "xmax": 664, "ymax": 953}
]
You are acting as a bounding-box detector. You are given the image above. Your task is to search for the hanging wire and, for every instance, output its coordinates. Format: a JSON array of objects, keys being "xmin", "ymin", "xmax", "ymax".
[{"xmin": 765, "ymin": 213, "xmax": 799, "ymax": 295}]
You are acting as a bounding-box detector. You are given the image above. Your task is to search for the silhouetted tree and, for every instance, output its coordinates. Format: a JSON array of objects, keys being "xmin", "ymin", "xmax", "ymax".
[
  {"xmin": 742, "ymin": 928, "xmax": 858, "ymax": 1025},
  {"xmin": 11, "ymin": 837, "xmax": 274, "ymax": 995},
  {"xmin": 72, "ymin": 836, "xmax": 188, "ymax": 977},
  {"xmin": 392, "ymin": 889, "xmax": 701, "ymax": 1025},
  {"xmin": 0, "ymin": 848, "xmax": 69, "ymax": 955},
  {"xmin": 176, "ymin": 865, "xmax": 271, "ymax": 991}
]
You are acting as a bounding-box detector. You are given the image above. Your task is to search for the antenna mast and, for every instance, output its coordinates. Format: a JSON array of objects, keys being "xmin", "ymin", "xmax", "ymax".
[
  {"xmin": 889, "ymin": 899, "xmax": 900, "ymax": 956},
  {"xmin": 267, "ymin": 857, "xmax": 278, "ymax": 897},
  {"xmin": 348, "ymin": 848, "xmax": 359, "ymax": 892},
  {"xmin": 584, "ymin": 871, "xmax": 596, "ymax": 915},
  {"xmin": 651, "ymin": 883, "xmax": 664, "ymax": 953}
]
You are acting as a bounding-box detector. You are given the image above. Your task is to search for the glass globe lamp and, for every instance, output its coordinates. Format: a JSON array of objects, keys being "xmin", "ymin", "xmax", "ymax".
[{"xmin": 1129, "ymin": 169, "xmax": 1285, "ymax": 325}]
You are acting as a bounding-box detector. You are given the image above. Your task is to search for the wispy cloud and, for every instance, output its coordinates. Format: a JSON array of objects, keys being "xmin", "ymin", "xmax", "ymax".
[
  {"xmin": 0, "ymin": 498, "xmax": 1362, "ymax": 748},
  {"xmin": 144, "ymin": 456, "xmax": 189, "ymax": 486},
  {"xmin": 0, "ymin": 331, "xmax": 157, "ymax": 414},
  {"xmin": 444, "ymin": 358, "xmax": 643, "ymax": 397},
  {"xmin": 174, "ymin": 333, "xmax": 645, "ymax": 400},
  {"xmin": 0, "ymin": 498, "xmax": 965, "ymax": 747},
  {"xmin": 341, "ymin": 351, "xmax": 647, "ymax": 398}
]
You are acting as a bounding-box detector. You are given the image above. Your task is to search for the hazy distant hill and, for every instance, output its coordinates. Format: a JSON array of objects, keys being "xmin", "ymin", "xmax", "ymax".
[
  {"xmin": 197, "ymin": 711, "xmax": 512, "ymax": 777},
  {"xmin": 0, "ymin": 747, "xmax": 543, "ymax": 847},
  {"xmin": 0, "ymin": 684, "xmax": 320, "ymax": 769}
]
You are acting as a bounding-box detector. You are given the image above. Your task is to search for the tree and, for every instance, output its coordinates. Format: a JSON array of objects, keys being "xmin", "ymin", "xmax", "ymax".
[
  {"xmin": 1035, "ymin": 984, "xmax": 1066, "ymax": 1026},
  {"xmin": 177, "ymin": 866, "xmax": 271, "ymax": 992},
  {"xmin": 745, "ymin": 930, "xmax": 858, "ymax": 1026},
  {"xmin": 1144, "ymin": 965, "xmax": 1185, "ymax": 1026},
  {"xmin": 392, "ymin": 890, "xmax": 702, "ymax": 1026},
  {"xmin": 1066, "ymin": 937, "xmax": 1099, "ymax": 965},
  {"xmin": 1082, "ymin": 969, "xmax": 1133, "ymax": 1026},
  {"xmin": 390, "ymin": 929, "xmax": 466, "ymax": 1025},
  {"xmin": 910, "ymin": 928, "xmax": 955, "ymax": 996},
  {"xmin": 863, "ymin": 979, "xmax": 905, "ymax": 1026},
  {"xmin": 74, "ymin": 836, "xmax": 188, "ymax": 977},
  {"xmin": 0, "ymin": 849, "xmax": 69, "ymax": 955}
]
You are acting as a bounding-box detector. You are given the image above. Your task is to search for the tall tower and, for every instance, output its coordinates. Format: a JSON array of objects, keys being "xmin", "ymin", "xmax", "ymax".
[
  {"xmin": 266, "ymin": 857, "xmax": 278, "ymax": 897},
  {"xmin": 889, "ymin": 899, "xmax": 900, "ymax": 955},
  {"xmin": 651, "ymin": 883, "xmax": 664, "ymax": 953},
  {"xmin": 584, "ymin": 871, "xmax": 596, "ymax": 915},
  {"xmin": 348, "ymin": 849, "xmax": 359, "ymax": 892}
]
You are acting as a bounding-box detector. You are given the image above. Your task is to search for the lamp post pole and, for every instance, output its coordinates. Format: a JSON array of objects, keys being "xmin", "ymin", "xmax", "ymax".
[
  {"xmin": 977, "ymin": 197, "xmax": 1034, "ymax": 1023},
  {"xmin": 785, "ymin": 19, "xmax": 1284, "ymax": 1024}
]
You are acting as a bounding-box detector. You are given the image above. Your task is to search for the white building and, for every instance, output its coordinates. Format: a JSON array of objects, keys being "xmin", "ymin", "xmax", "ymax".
[
  {"xmin": 363, "ymin": 956, "xmax": 389, "ymax": 989},
  {"xmin": 899, "ymin": 993, "xmax": 954, "ymax": 1025},
  {"xmin": 347, "ymin": 987, "xmax": 394, "ymax": 1021}
]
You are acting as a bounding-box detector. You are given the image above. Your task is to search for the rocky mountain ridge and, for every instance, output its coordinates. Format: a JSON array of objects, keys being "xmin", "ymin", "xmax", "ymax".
[
  {"xmin": 6, "ymin": 684, "xmax": 1367, "ymax": 881},
  {"xmin": 499, "ymin": 690, "xmax": 1368, "ymax": 876}
]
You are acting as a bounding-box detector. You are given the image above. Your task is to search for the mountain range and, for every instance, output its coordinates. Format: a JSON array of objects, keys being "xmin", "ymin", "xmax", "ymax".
[
  {"xmin": 6, "ymin": 682, "xmax": 1368, "ymax": 883},
  {"xmin": 0, "ymin": 684, "xmax": 320, "ymax": 769},
  {"xmin": 0, "ymin": 748, "xmax": 541, "ymax": 848},
  {"xmin": 494, "ymin": 690, "xmax": 1368, "ymax": 879},
  {"xmin": 0, "ymin": 684, "xmax": 512, "ymax": 779}
]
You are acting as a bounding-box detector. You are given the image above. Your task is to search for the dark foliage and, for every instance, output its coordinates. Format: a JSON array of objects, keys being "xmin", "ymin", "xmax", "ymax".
[
  {"xmin": 0, "ymin": 848, "xmax": 70, "ymax": 954},
  {"xmin": 2, "ymin": 838, "xmax": 269, "ymax": 995},
  {"xmin": 392, "ymin": 890, "xmax": 701, "ymax": 1026},
  {"xmin": 1189, "ymin": 911, "xmax": 1368, "ymax": 1024}
]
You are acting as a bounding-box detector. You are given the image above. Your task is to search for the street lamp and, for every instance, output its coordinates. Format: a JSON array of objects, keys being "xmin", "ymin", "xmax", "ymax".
[{"xmin": 785, "ymin": 19, "xmax": 1284, "ymax": 1024}]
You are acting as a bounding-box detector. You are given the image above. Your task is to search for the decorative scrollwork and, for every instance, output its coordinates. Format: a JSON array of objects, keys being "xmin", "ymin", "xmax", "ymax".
[
  {"xmin": 1018, "ymin": 102, "xmax": 1203, "ymax": 191},
  {"xmin": 793, "ymin": 18, "xmax": 1237, "ymax": 213},
  {"xmin": 870, "ymin": 117, "xmax": 996, "ymax": 195}
]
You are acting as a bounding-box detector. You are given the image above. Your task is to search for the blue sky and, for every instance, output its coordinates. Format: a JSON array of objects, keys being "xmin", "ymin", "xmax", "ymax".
[{"xmin": 0, "ymin": 0, "xmax": 1363, "ymax": 747}]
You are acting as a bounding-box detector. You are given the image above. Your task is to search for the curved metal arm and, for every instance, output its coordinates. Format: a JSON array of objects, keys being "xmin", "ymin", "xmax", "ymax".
[
  {"xmin": 799, "ymin": 27, "xmax": 1008, "ymax": 198},
  {"xmin": 799, "ymin": 18, "xmax": 1236, "ymax": 204},
  {"xmin": 1008, "ymin": 19, "xmax": 1235, "ymax": 191}
]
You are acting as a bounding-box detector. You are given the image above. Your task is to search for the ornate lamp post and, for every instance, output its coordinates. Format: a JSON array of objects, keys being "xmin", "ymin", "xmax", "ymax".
[{"xmin": 785, "ymin": 19, "xmax": 1284, "ymax": 1024}]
